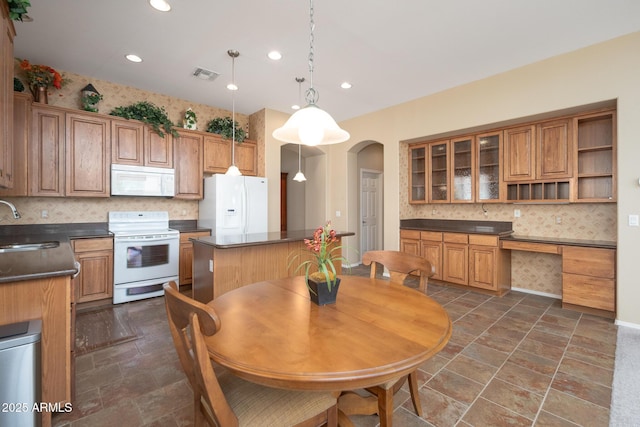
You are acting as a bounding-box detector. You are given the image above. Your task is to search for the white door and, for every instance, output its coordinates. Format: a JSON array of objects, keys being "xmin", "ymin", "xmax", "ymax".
[{"xmin": 361, "ymin": 170, "xmax": 382, "ymax": 256}]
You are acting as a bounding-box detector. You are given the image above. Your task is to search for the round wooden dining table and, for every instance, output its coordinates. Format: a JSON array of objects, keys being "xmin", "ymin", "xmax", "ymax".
[{"xmin": 204, "ymin": 275, "xmax": 452, "ymax": 425}]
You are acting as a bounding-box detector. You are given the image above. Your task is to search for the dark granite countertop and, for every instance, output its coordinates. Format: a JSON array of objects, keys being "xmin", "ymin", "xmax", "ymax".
[
  {"xmin": 192, "ymin": 229, "xmax": 355, "ymax": 249},
  {"xmin": 500, "ymin": 235, "xmax": 616, "ymax": 249},
  {"xmin": 169, "ymin": 220, "xmax": 211, "ymax": 234},
  {"xmin": 400, "ymin": 219, "xmax": 514, "ymax": 236}
]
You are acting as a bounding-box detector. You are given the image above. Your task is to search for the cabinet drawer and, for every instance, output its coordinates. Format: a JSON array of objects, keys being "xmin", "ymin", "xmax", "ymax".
[
  {"xmin": 400, "ymin": 229, "xmax": 420, "ymax": 240},
  {"xmin": 563, "ymin": 273, "xmax": 615, "ymax": 311},
  {"xmin": 562, "ymin": 246, "xmax": 615, "ymax": 278},
  {"xmin": 468, "ymin": 234, "xmax": 498, "ymax": 247},
  {"xmin": 180, "ymin": 231, "xmax": 210, "ymax": 243},
  {"xmin": 420, "ymin": 231, "xmax": 442, "ymax": 241},
  {"xmin": 72, "ymin": 238, "xmax": 113, "ymax": 252},
  {"xmin": 500, "ymin": 240, "xmax": 562, "ymax": 254},
  {"xmin": 443, "ymin": 233, "xmax": 468, "ymax": 244}
]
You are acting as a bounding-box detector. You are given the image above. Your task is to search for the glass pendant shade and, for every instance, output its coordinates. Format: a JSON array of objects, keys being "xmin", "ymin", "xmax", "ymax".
[
  {"xmin": 293, "ymin": 171, "xmax": 307, "ymax": 182},
  {"xmin": 273, "ymin": 104, "xmax": 350, "ymax": 146},
  {"xmin": 225, "ymin": 164, "xmax": 242, "ymax": 176}
]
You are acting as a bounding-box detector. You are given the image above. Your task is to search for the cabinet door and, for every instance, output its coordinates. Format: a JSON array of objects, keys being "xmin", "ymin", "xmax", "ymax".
[
  {"xmin": 400, "ymin": 238, "xmax": 420, "ymax": 256},
  {"xmin": 174, "ymin": 130, "xmax": 204, "ymax": 199},
  {"xmin": 537, "ymin": 119, "xmax": 572, "ymax": 179},
  {"xmin": 179, "ymin": 243, "xmax": 194, "ymax": 286},
  {"xmin": 65, "ymin": 113, "xmax": 111, "ymax": 197},
  {"xmin": 503, "ymin": 125, "xmax": 535, "ymax": 182},
  {"xmin": 236, "ymin": 140, "xmax": 257, "ymax": 176},
  {"xmin": 429, "ymin": 141, "xmax": 450, "ymax": 202},
  {"xmin": 73, "ymin": 238, "xmax": 114, "ymax": 303},
  {"xmin": 409, "ymin": 144, "xmax": 427, "ymax": 203},
  {"xmin": 111, "ymin": 119, "xmax": 144, "ymax": 166},
  {"xmin": 0, "ymin": 6, "xmax": 14, "ymax": 189},
  {"xmin": 421, "ymin": 240, "xmax": 442, "ymax": 281},
  {"xmin": 203, "ymin": 134, "xmax": 230, "ymax": 174},
  {"xmin": 451, "ymin": 136, "xmax": 474, "ymax": 202},
  {"xmin": 30, "ymin": 106, "xmax": 66, "ymax": 197},
  {"xmin": 476, "ymin": 132, "xmax": 502, "ymax": 202},
  {"xmin": 469, "ymin": 245, "xmax": 497, "ymax": 290},
  {"xmin": 145, "ymin": 127, "xmax": 173, "ymax": 168},
  {"xmin": 0, "ymin": 93, "xmax": 30, "ymax": 196},
  {"xmin": 443, "ymin": 243, "xmax": 468, "ymax": 285}
]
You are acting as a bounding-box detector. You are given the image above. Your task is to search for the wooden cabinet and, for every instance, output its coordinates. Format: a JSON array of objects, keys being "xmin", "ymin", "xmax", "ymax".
[
  {"xmin": 111, "ymin": 119, "xmax": 173, "ymax": 168},
  {"xmin": 573, "ymin": 110, "xmax": 616, "ymax": 202},
  {"xmin": 30, "ymin": 105, "xmax": 66, "ymax": 197},
  {"xmin": 0, "ymin": 2, "xmax": 15, "ymax": 188},
  {"xmin": 420, "ymin": 231, "xmax": 442, "ymax": 281},
  {"xmin": 72, "ymin": 238, "xmax": 114, "ymax": 303},
  {"xmin": 442, "ymin": 233, "xmax": 468, "ymax": 285},
  {"xmin": 429, "ymin": 141, "xmax": 450, "ymax": 203},
  {"xmin": 203, "ymin": 134, "xmax": 257, "ymax": 176},
  {"xmin": 65, "ymin": 113, "xmax": 111, "ymax": 197},
  {"xmin": 562, "ymin": 246, "xmax": 615, "ymax": 315},
  {"xmin": 537, "ymin": 119, "xmax": 572, "ymax": 180},
  {"xmin": 174, "ymin": 129, "xmax": 204, "ymax": 199},
  {"xmin": 476, "ymin": 132, "xmax": 502, "ymax": 202},
  {"xmin": 503, "ymin": 125, "xmax": 536, "ymax": 182},
  {"xmin": 179, "ymin": 231, "xmax": 211, "ymax": 287},
  {"xmin": 451, "ymin": 137, "xmax": 474, "ymax": 203},
  {"xmin": 399, "ymin": 229, "xmax": 420, "ymax": 255},
  {"xmin": 468, "ymin": 234, "xmax": 510, "ymax": 293},
  {"xmin": 409, "ymin": 144, "xmax": 427, "ymax": 203},
  {"xmin": 0, "ymin": 93, "xmax": 30, "ymax": 197}
]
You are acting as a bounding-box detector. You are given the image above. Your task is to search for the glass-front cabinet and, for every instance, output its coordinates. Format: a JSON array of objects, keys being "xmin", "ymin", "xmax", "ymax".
[
  {"xmin": 451, "ymin": 137, "xmax": 474, "ymax": 202},
  {"xmin": 409, "ymin": 144, "xmax": 427, "ymax": 203},
  {"xmin": 430, "ymin": 141, "xmax": 449, "ymax": 203},
  {"xmin": 476, "ymin": 132, "xmax": 502, "ymax": 202}
]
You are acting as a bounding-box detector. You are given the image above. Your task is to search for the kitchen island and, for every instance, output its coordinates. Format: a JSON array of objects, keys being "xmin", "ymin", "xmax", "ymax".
[{"xmin": 191, "ymin": 229, "xmax": 355, "ymax": 303}]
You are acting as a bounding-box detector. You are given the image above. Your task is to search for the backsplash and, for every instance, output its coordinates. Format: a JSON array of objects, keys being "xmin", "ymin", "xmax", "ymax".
[{"xmin": 0, "ymin": 197, "xmax": 199, "ymax": 225}]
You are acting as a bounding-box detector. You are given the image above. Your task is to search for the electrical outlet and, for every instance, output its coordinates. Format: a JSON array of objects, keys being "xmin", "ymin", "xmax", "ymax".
[
  {"xmin": 556, "ymin": 216, "xmax": 562, "ymax": 224},
  {"xmin": 41, "ymin": 210, "xmax": 48, "ymax": 218},
  {"xmin": 514, "ymin": 209, "xmax": 521, "ymax": 218},
  {"xmin": 629, "ymin": 214, "xmax": 639, "ymax": 227}
]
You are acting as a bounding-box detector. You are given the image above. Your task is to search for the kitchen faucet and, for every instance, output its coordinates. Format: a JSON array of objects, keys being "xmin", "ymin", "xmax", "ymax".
[{"xmin": 0, "ymin": 200, "xmax": 21, "ymax": 219}]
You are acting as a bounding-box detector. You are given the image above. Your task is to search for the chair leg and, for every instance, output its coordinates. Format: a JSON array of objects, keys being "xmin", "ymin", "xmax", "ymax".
[{"xmin": 408, "ymin": 371, "xmax": 423, "ymax": 417}]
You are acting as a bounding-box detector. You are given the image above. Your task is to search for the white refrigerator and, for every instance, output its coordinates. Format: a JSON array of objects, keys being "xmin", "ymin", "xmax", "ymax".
[{"xmin": 198, "ymin": 174, "xmax": 268, "ymax": 236}]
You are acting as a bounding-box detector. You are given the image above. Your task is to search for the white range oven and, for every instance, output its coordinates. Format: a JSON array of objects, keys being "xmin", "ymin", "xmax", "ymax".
[{"xmin": 108, "ymin": 211, "xmax": 179, "ymax": 304}]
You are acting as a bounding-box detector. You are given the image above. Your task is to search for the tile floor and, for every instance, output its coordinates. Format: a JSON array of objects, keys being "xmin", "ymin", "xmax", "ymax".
[{"xmin": 53, "ymin": 266, "xmax": 617, "ymax": 426}]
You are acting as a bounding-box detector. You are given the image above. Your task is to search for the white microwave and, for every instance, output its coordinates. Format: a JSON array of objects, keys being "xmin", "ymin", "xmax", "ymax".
[{"xmin": 111, "ymin": 164, "xmax": 175, "ymax": 197}]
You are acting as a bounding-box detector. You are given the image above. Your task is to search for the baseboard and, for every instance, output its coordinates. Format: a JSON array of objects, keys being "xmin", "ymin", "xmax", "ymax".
[
  {"xmin": 511, "ymin": 287, "xmax": 561, "ymax": 300},
  {"xmin": 615, "ymin": 319, "xmax": 640, "ymax": 329}
]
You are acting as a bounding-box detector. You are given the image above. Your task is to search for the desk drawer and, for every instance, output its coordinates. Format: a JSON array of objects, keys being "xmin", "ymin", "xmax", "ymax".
[
  {"xmin": 562, "ymin": 247, "xmax": 615, "ymax": 278},
  {"xmin": 501, "ymin": 240, "xmax": 562, "ymax": 254},
  {"xmin": 563, "ymin": 273, "xmax": 615, "ymax": 311},
  {"xmin": 443, "ymin": 233, "xmax": 468, "ymax": 244}
]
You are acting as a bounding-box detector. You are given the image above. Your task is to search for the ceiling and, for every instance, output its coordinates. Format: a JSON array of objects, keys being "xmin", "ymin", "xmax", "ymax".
[{"xmin": 12, "ymin": 1, "xmax": 640, "ymax": 123}]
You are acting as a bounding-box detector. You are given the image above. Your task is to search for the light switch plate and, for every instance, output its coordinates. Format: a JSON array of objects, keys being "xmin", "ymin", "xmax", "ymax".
[{"xmin": 629, "ymin": 214, "xmax": 639, "ymax": 227}]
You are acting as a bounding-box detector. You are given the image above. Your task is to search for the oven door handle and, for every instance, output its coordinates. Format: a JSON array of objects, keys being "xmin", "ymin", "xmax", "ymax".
[{"xmin": 115, "ymin": 235, "xmax": 177, "ymax": 243}]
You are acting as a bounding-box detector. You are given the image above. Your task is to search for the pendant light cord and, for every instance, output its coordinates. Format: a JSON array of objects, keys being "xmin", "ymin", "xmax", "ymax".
[{"xmin": 305, "ymin": 0, "xmax": 318, "ymax": 105}]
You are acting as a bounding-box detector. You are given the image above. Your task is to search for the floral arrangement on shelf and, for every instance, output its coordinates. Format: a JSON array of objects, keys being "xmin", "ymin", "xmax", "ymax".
[
  {"xmin": 288, "ymin": 222, "xmax": 348, "ymax": 292},
  {"xmin": 18, "ymin": 59, "xmax": 67, "ymax": 91}
]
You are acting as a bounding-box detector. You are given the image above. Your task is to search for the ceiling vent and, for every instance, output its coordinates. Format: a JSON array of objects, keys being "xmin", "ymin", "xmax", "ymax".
[{"xmin": 192, "ymin": 67, "xmax": 220, "ymax": 81}]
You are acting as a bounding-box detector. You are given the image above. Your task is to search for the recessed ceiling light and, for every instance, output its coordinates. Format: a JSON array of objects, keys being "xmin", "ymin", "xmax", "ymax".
[
  {"xmin": 268, "ymin": 51, "xmax": 282, "ymax": 61},
  {"xmin": 149, "ymin": 0, "xmax": 171, "ymax": 12},
  {"xmin": 341, "ymin": 82, "xmax": 352, "ymax": 89},
  {"xmin": 125, "ymin": 54, "xmax": 143, "ymax": 63}
]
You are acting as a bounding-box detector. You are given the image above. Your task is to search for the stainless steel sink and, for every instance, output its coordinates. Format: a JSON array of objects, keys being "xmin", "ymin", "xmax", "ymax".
[{"xmin": 0, "ymin": 241, "xmax": 60, "ymax": 253}]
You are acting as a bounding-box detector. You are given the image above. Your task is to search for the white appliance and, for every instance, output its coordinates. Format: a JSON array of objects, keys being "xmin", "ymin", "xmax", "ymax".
[
  {"xmin": 111, "ymin": 164, "xmax": 175, "ymax": 197},
  {"xmin": 108, "ymin": 211, "xmax": 179, "ymax": 304},
  {"xmin": 199, "ymin": 174, "xmax": 268, "ymax": 236}
]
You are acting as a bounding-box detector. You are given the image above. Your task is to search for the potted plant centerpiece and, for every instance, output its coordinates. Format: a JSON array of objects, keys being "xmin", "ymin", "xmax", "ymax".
[{"xmin": 289, "ymin": 222, "xmax": 348, "ymax": 305}]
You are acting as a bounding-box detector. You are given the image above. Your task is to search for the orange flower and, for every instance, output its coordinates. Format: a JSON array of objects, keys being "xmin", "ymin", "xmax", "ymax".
[{"xmin": 18, "ymin": 59, "xmax": 68, "ymax": 90}]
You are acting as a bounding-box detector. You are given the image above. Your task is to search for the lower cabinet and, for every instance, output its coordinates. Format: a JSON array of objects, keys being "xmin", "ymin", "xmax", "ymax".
[
  {"xmin": 400, "ymin": 229, "xmax": 511, "ymax": 295},
  {"xmin": 179, "ymin": 231, "xmax": 211, "ymax": 287},
  {"xmin": 562, "ymin": 246, "xmax": 615, "ymax": 315},
  {"xmin": 72, "ymin": 237, "xmax": 114, "ymax": 303}
]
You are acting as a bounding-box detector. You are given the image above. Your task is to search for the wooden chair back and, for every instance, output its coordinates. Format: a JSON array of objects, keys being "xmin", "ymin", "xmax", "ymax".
[
  {"xmin": 362, "ymin": 250, "xmax": 435, "ymax": 292},
  {"xmin": 163, "ymin": 282, "xmax": 236, "ymax": 426}
]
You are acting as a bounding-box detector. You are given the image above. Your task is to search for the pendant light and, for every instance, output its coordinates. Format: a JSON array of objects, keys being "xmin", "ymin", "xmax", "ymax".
[
  {"xmin": 293, "ymin": 144, "xmax": 307, "ymax": 182},
  {"xmin": 272, "ymin": 0, "xmax": 349, "ymax": 146},
  {"xmin": 225, "ymin": 49, "xmax": 242, "ymax": 176}
]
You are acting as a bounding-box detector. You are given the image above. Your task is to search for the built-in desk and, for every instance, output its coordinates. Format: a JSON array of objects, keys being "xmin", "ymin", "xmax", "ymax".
[{"xmin": 500, "ymin": 235, "xmax": 616, "ymax": 318}]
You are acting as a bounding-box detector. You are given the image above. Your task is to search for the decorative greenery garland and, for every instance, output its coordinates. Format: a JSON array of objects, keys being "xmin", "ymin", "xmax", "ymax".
[
  {"xmin": 110, "ymin": 101, "xmax": 178, "ymax": 138},
  {"xmin": 7, "ymin": 0, "xmax": 31, "ymax": 21},
  {"xmin": 206, "ymin": 117, "xmax": 246, "ymax": 143}
]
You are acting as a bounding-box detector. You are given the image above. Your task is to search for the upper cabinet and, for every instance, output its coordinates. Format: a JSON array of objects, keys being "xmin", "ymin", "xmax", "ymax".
[
  {"xmin": 476, "ymin": 132, "xmax": 502, "ymax": 203},
  {"xmin": 30, "ymin": 105, "xmax": 66, "ymax": 197},
  {"xmin": 429, "ymin": 141, "xmax": 450, "ymax": 203},
  {"xmin": 111, "ymin": 119, "xmax": 173, "ymax": 168},
  {"xmin": 409, "ymin": 144, "xmax": 427, "ymax": 203},
  {"xmin": 203, "ymin": 135, "xmax": 257, "ymax": 176},
  {"xmin": 573, "ymin": 110, "xmax": 616, "ymax": 202},
  {"xmin": 0, "ymin": 93, "xmax": 31, "ymax": 197},
  {"xmin": 0, "ymin": 3, "xmax": 16, "ymax": 189},
  {"xmin": 503, "ymin": 125, "xmax": 535, "ymax": 182},
  {"xmin": 174, "ymin": 129, "xmax": 204, "ymax": 199},
  {"xmin": 451, "ymin": 137, "xmax": 474, "ymax": 203}
]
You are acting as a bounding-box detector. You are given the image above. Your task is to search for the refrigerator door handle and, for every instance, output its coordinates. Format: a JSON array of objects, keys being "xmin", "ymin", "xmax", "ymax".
[{"xmin": 242, "ymin": 181, "xmax": 248, "ymax": 234}]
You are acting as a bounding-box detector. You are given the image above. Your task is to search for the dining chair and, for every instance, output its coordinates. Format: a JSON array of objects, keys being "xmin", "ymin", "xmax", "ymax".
[
  {"xmin": 360, "ymin": 250, "xmax": 435, "ymax": 422},
  {"xmin": 163, "ymin": 281, "xmax": 339, "ymax": 427}
]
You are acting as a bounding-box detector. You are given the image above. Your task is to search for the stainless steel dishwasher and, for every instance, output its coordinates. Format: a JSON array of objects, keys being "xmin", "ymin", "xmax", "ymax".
[{"xmin": 0, "ymin": 320, "xmax": 42, "ymax": 427}]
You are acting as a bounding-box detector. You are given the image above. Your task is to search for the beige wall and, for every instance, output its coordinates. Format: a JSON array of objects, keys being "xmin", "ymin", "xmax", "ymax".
[{"xmin": 266, "ymin": 32, "xmax": 639, "ymax": 325}]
